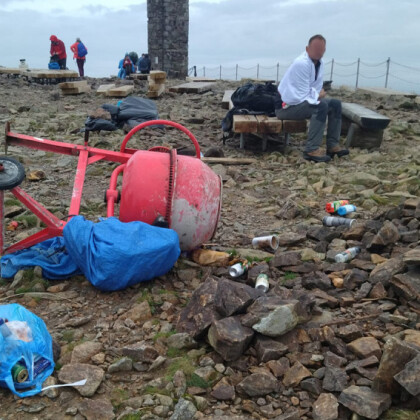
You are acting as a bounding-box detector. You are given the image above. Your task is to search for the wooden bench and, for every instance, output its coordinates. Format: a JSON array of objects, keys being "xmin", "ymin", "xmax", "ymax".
[
  {"xmin": 222, "ymin": 90, "xmax": 307, "ymax": 151},
  {"xmin": 342, "ymin": 102, "xmax": 391, "ymax": 149},
  {"xmin": 232, "ymin": 115, "xmax": 307, "ymax": 151}
]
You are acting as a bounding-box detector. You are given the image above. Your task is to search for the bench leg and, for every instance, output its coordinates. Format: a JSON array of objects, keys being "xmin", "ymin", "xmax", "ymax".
[
  {"xmin": 345, "ymin": 123, "xmax": 358, "ymax": 148},
  {"xmin": 262, "ymin": 135, "xmax": 268, "ymax": 152},
  {"xmin": 240, "ymin": 133, "xmax": 245, "ymax": 149}
]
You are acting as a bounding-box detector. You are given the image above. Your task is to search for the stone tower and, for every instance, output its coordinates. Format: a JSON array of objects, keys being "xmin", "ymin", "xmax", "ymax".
[{"xmin": 147, "ymin": 0, "xmax": 189, "ymax": 78}]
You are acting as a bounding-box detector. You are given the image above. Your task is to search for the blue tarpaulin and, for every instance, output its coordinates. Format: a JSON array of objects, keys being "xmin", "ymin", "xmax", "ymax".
[
  {"xmin": 0, "ymin": 237, "xmax": 81, "ymax": 280},
  {"xmin": 0, "ymin": 217, "xmax": 181, "ymax": 292},
  {"xmin": 63, "ymin": 216, "xmax": 180, "ymax": 291}
]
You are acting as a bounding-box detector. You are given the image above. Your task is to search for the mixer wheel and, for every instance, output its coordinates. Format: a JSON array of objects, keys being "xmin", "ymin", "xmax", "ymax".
[{"xmin": 0, "ymin": 157, "xmax": 25, "ymax": 190}]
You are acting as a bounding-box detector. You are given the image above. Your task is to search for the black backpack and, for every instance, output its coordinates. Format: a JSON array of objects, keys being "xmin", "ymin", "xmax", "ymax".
[
  {"xmin": 231, "ymin": 82, "xmax": 280, "ymax": 113},
  {"xmin": 222, "ymin": 82, "xmax": 282, "ymax": 132}
]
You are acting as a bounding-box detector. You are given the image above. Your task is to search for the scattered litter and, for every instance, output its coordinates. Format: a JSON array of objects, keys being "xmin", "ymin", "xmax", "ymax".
[
  {"xmin": 251, "ymin": 235, "xmax": 279, "ymax": 251},
  {"xmin": 334, "ymin": 247, "xmax": 361, "ymax": 263},
  {"xmin": 0, "ymin": 304, "xmax": 54, "ymax": 397},
  {"xmin": 255, "ymin": 273, "xmax": 269, "ymax": 292},
  {"xmin": 337, "ymin": 204, "xmax": 357, "ymax": 216},
  {"xmin": 323, "ymin": 216, "xmax": 355, "ymax": 227},
  {"xmin": 229, "ymin": 261, "xmax": 250, "ymax": 277},
  {"xmin": 191, "ymin": 249, "xmax": 230, "ymax": 266},
  {"xmin": 325, "ymin": 200, "xmax": 349, "ymax": 213}
]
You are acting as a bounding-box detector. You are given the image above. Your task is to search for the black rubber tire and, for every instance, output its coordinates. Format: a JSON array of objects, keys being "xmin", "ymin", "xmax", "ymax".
[{"xmin": 0, "ymin": 156, "xmax": 25, "ymax": 190}]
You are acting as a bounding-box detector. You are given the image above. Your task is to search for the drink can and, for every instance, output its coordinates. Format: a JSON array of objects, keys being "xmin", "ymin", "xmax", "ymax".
[
  {"xmin": 255, "ymin": 274, "xmax": 269, "ymax": 292},
  {"xmin": 337, "ymin": 204, "xmax": 356, "ymax": 216},
  {"xmin": 12, "ymin": 362, "xmax": 28, "ymax": 383},
  {"xmin": 252, "ymin": 235, "xmax": 279, "ymax": 250},
  {"xmin": 325, "ymin": 200, "xmax": 349, "ymax": 213},
  {"xmin": 322, "ymin": 216, "xmax": 355, "ymax": 227},
  {"xmin": 229, "ymin": 262, "xmax": 249, "ymax": 277}
]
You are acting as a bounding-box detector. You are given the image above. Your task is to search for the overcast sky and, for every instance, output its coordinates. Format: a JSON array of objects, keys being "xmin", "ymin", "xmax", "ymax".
[{"xmin": 0, "ymin": 0, "xmax": 419, "ymax": 91}]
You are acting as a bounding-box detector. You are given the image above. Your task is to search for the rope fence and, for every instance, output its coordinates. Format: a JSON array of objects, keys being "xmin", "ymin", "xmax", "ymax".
[{"xmin": 189, "ymin": 58, "xmax": 420, "ymax": 93}]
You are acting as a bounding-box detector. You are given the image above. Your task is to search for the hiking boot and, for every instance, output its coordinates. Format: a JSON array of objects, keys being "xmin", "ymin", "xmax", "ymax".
[
  {"xmin": 303, "ymin": 148, "xmax": 332, "ymax": 163},
  {"xmin": 327, "ymin": 145, "xmax": 350, "ymax": 158}
]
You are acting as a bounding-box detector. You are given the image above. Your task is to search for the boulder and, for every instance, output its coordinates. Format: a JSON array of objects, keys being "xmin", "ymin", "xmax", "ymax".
[
  {"xmin": 214, "ymin": 278, "xmax": 260, "ymax": 317},
  {"xmin": 177, "ymin": 277, "xmax": 221, "ymax": 338},
  {"xmin": 208, "ymin": 316, "xmax": 254, "ymax": 361},
  {"xmin": 338, "ymin": 385, "xmax": 391, "ymax": 419},
  {"xmin": 236, "ymin": 372, "xmax": 278, "ymax": 397}
]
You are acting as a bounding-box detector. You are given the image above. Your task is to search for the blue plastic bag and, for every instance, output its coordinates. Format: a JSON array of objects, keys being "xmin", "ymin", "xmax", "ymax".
[
  {"xmin": 63, "ymin": 216, "xmax": 180, "ymax": 291},
  {"xmin": 0, "ymin": 304, "xmax": 55, "ymax": 398}
]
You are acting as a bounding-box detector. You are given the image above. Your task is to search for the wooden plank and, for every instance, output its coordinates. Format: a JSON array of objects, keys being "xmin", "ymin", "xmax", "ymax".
[
  {"xmin": 186, "ymin": 77, "xmax": 217, "ymax": 82},
  {"xmin": 26, "ymin": 69, "xmax": 79, "ymax": 79},
  {"xmin": 0, "ymin": 67, "xmax": 22, "ymax": 75},
  {"xmin": 256, "ymin": 116, "xmax": 283, "ymax": 133},
  {"xmin": 96, "ymin": 84, "xmax": 116, "ymax": 94},
  {"xmin": 241, "ymin": 78, "xmax": 276, "ymax": 84},
  {"xmin": 148, "ymin": 71, "xmax": 167, "ymax": 82},
  {"xmin": 233, "ymin": 115, "xmax": 258, "ymax": 133},
  {"xmin": 60, "ymin": 86, "xmax": 91, "ymax": 95},
  {"xmin": 169, "ymin": 82, "xmax": 215, "ymax": 94},
  {"xmin": 106, "ymin": 85, "xmax": 134, "ymax": 97},
  {"xmin": 147, "ymin": 84, "xmax": 165, "ymax": 98},
  {"xmin": 222, "ymin": 90, "xmax": 234, "ymax": 109},
  {"xmin": 129, "ymin": 74, "xmax": 148, "ymax": 80},
  {"xmin": 342, "ymin": 102, "xmax": 391, "ymax": 130},
  {"xmin": 148, "ymin": 78, "xmax": 165, "ymax": 92},
  {"xmin": 282, "ymin": 119, "xmax": 307, "ymax": 133},
  {"xmin": 59, "ymin": 80, "xmax": 88, "ymax": 89},
  {"xmin": 201, "ymin": 157, "xmax": 256, "ymax": 165},
  {"xmin": 358, "ymin": 87, "xmax": 416, "ymax": 98}
]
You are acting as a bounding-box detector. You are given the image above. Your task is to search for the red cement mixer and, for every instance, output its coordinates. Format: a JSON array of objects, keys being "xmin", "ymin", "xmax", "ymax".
[{"xmin": 0, "ymin": 120, "xmax": 222, "ymax": 254}]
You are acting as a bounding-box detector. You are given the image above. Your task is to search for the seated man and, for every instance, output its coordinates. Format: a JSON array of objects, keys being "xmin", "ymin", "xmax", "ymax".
[{"xmin": 275, "ymin": 34, "xmax": 349, "ymax": 162}]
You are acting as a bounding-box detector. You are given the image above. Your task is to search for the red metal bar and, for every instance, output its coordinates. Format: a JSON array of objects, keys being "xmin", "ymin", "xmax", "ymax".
[
  {"xmin": 106, "ymin": 164, "xmax": 126, "ymax": 217},
  {"xmin": 68, "ymin": 150, "xmax": 89, "ymax": 218},
  {"xmin": 11, "ymin": 187, "xmax": 65, "ymax": 229},
  {"xmin": 5, "ymin": 130, "xmax": 133, "ymax": 164},
  {"xmin": 4, "ymin": 228, "xmax": 62, "ymax": 255},
  {"xmin": 120, "ymin": 120, "xmax": 201, "ymax": 159},
  {"xmin": 0, "ymin": 190, "xmax": 4, "ymax": 254}
]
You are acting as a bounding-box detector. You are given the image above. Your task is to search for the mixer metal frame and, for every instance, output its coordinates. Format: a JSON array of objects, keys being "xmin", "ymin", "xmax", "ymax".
[{"xmin": 1, "ymin": 120, "xmax": 201, "ymax": 254}]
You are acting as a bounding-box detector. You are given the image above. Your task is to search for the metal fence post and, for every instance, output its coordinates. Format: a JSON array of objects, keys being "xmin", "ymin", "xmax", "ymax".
[
  {"xmin": 193, "ymin": 65, "xmax": 197, "ymax": 77},
  {"xmin": 330, "ymin": 58, "xmax": 334, "ymax": 80},
  {"xmin": 355, "ymin": 58, "xmax": 360, "ymax": 88},
  {"xmin": 235, "ymin": 64, "xmax": 238, "ymax": 81},
  {"xmin": 385, "ymin": 57, "xmax": 390, "ymax": 88},
  {"xmin": 276, "ymin": 63, "xmax": 279, "ymax": 83},
  {"xmin": 257, "ymin": 64, "xmax": 259, "ymax": 79}
]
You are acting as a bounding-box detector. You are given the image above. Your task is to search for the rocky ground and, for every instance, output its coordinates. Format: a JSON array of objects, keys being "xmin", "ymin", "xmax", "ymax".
[{"xmin": 0, "ymin": 74, "xmax": 419, "ymax": 420}]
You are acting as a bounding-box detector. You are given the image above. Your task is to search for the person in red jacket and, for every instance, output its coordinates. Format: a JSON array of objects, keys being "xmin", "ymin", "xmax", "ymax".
[
  {"xmin": 70, "ymin": 38, "xmax": 87, "ymax": 77},
  {"xmin": 50, "ymin": 35, "xmax": 67, "ymax": 70}
]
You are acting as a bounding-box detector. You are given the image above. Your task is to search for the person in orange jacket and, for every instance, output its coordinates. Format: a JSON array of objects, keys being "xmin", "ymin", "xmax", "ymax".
[
  {"xmin": 49, "ymin": 35, "xmax": 67, "ymax": 70},
  {"xmin": 70, "ymin": 38, "xmax": 88, "ymax": 77}
]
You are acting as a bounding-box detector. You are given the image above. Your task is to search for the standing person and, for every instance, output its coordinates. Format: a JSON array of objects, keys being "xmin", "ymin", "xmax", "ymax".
[
  {"xmin": 49, "ymin": 35, "xmax": 67, "ymax": 70},
  {"xmin": 70, "ymin": 38, "xmax": 88, "ymax": 77},
  {"xmin": 275, "ymin": 35, "xmax": 349, "ymax": 162},
  {"xmin": 122, "ymin": 53, "xmax": 134, "ymax": 77},
  {"xmin": 138, "ymin": 53, "xmax": 151, "ymax": 74}
]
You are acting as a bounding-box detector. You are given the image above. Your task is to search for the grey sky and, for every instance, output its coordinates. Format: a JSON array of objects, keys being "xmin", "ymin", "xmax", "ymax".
[{"xmin": 0, "ymin": 0, "xmax": 419, "ymax": 90}]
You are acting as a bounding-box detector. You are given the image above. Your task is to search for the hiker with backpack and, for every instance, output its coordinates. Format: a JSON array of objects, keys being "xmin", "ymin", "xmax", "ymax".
[
  {"xmin": 275, "ymin": 34, "xmax": 349, "ymax": 163},
  {"xmin": 138, "ymin": 53, "xmax": 151, "ymax": 74},
  {"xmin": 49, "ymin": 35, "xmax": 67, "ymax": 70},
  {"xmin": 118, "ymin": 53, "xmax": 135, "ymax": 79},
  {"xmin": 70, "ymin": 38, "xmax": 88, "ymax": 77}
]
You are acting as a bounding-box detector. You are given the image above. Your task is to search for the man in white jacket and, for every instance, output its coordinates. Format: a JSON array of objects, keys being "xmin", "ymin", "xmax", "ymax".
[{"xmin": 276, "ymin": 35, "xmax": 349, "ymax": 162}]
